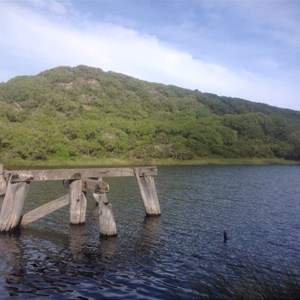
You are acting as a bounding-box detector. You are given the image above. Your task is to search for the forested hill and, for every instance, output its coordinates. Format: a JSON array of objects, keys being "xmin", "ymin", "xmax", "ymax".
[{"xmin": 0, "ymin": 65, "xmax": 299, "ymax": 163}]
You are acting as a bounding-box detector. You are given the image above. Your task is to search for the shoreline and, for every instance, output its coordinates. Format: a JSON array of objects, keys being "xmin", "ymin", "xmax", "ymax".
[{"xmin": 2, "ymin": 157, "xmax": 299, "ymax": 169}]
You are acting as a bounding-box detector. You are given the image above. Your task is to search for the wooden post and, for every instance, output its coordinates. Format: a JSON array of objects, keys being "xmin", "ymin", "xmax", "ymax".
[
  {"xmin": 93, "ymin": 193, "xmax": 117, "ymax": 237},
  {"xmin": 69, "ymin": 179, "xmax": 87, "ymax": 225},
  {"xmin": 0, "ymin": 176, "xmax": 30, "ymax": 232},
  {"xmin": 0, "ymin": 165, "xmax": 6, "ymax": 196},
  {"xmin": 0, "ymin": 196, "xmax": 3, "ymax": 216},
  {"xmin": 134, "ymin": 169, "xmax": 161, "ymax": 216}
]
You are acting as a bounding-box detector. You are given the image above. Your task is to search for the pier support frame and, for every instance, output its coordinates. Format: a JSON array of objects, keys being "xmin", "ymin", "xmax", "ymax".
[{"xmin": 0, "ymin": 166, "xmax": 160, "ymax": 234}]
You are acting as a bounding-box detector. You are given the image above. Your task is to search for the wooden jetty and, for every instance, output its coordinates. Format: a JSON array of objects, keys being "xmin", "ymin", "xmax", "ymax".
[{"xmin": 0, "ymin": 164, "xmax": 160, "ymax": 236}]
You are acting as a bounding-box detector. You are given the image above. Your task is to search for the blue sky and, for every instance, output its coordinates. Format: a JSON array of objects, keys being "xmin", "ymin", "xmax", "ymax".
[{"xmin": 0, "ymin": 0, "xmax": 300, "ymax": 111}]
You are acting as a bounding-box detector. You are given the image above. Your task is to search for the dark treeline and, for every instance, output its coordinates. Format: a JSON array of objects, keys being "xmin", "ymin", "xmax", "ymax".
[{"xmin": 0, "ymin": 65, "xmax": 299, "ymax": 162}]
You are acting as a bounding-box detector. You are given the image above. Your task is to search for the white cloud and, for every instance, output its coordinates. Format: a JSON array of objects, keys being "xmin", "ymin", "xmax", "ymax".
[{"xmin": 0, "ymin": 1, "xmax": 299, "ymax": 111}]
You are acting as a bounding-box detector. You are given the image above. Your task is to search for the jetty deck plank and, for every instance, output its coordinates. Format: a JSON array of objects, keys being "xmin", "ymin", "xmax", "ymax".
[{"xmin": 5, "ymin": 167, "xmax": 157, "ymax": 182}]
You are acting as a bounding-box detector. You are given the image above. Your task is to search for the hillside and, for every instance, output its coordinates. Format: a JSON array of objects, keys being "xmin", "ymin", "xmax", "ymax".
[{"xmin": 0, "ymin": 65, "xmax": 299, "ymax": 163}]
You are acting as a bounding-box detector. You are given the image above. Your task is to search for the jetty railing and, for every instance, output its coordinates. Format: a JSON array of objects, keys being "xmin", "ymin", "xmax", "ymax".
[{"xmin": 0, "ymin": 164, "xmax": 160, "ymax": 236}]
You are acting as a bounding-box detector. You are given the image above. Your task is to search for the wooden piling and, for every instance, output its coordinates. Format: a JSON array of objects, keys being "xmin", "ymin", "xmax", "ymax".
[
  {"xmin": 0, "ymin": 176, "xmax": 30, "ymax": 232},
  {"xmin": 69, "ymin": 180, "xmax": 87, "ymax": 225},
  {"xmin": 93, "ymin": 193, "xmax": 117, "ymax": 237},
  {"xmin": 134, "ymin": 169, "xmax": 161, "ymax": 216},
  {"xmin": 0, "ymin": 196, "xmax": 3, "ymax": 215}
]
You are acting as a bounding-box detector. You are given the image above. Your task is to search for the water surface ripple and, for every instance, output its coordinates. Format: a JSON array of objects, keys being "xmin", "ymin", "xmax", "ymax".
[{"xmin": 0, "ymin": 165, "xmax": 299, "ymax": 299}]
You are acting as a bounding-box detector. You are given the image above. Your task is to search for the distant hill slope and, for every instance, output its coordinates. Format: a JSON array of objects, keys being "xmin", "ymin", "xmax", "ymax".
[{"xmin": 0, "ymin": 65, "xmax": 299, "ymax": 162}]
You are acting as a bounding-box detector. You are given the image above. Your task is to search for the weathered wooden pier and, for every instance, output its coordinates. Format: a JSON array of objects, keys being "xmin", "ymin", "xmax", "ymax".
[{"xmin": 0, "ymin": 165, "xmax": 160, "ymax": 236}]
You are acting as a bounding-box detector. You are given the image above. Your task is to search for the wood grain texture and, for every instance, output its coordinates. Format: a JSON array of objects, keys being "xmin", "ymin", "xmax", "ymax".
[
  {"xmin": 93, "ymin": 193, "xmax": 117, "ymax": 237},
  {"xmin": 0, "ymin": 165, "xmax": 6, "ymax": 196},
  {"xmin": 134, "ymin": 169, "xmax": 161, "ymax": 216},
  {"xmin": 21, "ymin": 194, "xmax": 69, "ymax": 226},
  {"xmin": 0, "ymin": 177, "xmax": 30, "ymax": 232},
  {"xmin": 6, "ymin": 167, "xmax": 157, "ymax": 182},
  {"xmin": 69, "ymin": 180, "xmax": 87, "ymax": 225}
]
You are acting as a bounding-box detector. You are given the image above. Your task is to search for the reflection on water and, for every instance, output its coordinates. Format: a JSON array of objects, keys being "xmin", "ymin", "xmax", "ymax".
[
  {"xmin": 100, "ymin": 236, "xmax": 117, "ymax": 259},
  {"xmin": 0, "ymin": 165, "xmax": 300, "ymax": 299},
  {"xmin": 69, "ymin": 225, "xmax": 87, "ymax": 260},
  {"xmin": 0, "ymin": 234, "xmax": 21, "ymax": 298},
  {"xmin": 0, "ymin": 214, "xmax": 164, "ymax": 298}
]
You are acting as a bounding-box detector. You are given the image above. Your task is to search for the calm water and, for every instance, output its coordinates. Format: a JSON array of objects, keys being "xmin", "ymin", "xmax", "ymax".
[{"xmin": 0, "ymin": 165, "xmax": 299, "ymax": 299}]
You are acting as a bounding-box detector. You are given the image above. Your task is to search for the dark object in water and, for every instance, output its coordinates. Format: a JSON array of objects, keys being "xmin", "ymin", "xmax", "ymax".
[{"xmin": 223, "ymin": 230, "xmax": 228, "ymax": 243}]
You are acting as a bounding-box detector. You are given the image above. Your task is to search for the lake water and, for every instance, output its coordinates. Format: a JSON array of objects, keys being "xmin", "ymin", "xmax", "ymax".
[{"xmin": 0, "ymin": 165, "xmax": 299, "ymax": 299}]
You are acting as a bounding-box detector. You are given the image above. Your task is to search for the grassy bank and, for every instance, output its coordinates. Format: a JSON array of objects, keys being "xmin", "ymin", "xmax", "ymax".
[{"xmin": 1, "ymin": 157, "xmax": 299, "ymax": 169}]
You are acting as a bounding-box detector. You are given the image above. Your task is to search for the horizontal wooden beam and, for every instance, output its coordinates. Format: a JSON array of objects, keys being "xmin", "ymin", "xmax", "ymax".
[
  {"xmin": 82, "ymin": 179, "xmax": 109, "ymax": 194},
  {"xmin": 5, "ymin": 166, "xmax": 157, "ymax": 182},
  {"xmin": 21, "ymin": 194, "xmax": 69, "ymax": 226}
]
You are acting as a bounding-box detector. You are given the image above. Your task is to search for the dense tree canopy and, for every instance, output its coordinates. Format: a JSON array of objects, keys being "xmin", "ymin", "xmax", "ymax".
[{"xmin": 0, "ymin": 65, "xmax": 299, "ymax": 162}]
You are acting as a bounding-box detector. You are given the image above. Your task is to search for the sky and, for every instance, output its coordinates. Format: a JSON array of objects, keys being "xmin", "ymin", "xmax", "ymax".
[{"xmin": 0, "ymin": 0, "xmax": 300, "ymax": 111}]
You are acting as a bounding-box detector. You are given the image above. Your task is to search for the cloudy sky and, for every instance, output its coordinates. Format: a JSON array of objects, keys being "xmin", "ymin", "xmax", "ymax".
[{"xmin": 0, "ymin": 0, "xmax": 300, "ymax": 111}]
